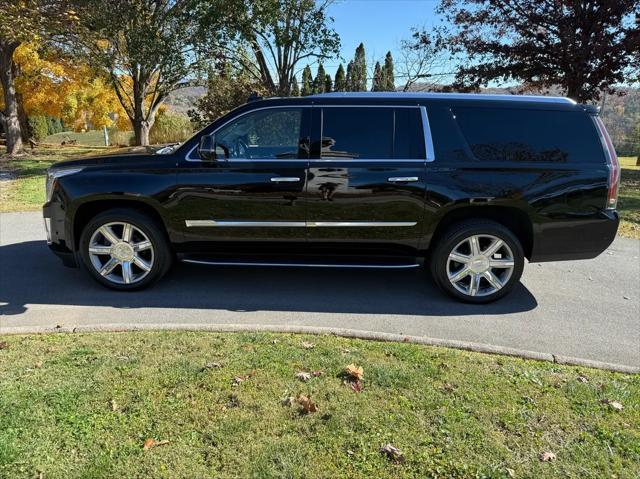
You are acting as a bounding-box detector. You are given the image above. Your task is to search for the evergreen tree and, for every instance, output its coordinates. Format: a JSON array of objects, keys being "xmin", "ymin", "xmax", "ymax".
[
  {"xmin": 324, "ymin": 74, "xmax": 333, "ymax": 93},
  {"xmin": 313, "ymin": 63, "xmax": 326, "ymax": 94},
  {"xmin": 290, "ymin": 75, "xmax": 300, "ymax": 96},
  {"xmin": 372, "ymin": 61, "xmax": 383, "ymax": 91},
  {"xmin": 334, "ymin": 63, "xmax": 346, "ymax": 91},
  {"xmin": 383, "ymin": 51, "xmax": 395, "ymax": 91},
  {"xmin": 352, "ymin": 43, "xmax": 367, "ymax": 91},
  {"xmin": 346, "ymin": 60, "xmax": 354, "ymax": 91},
  {"xmin": 301, "ymin": 65, "xmax": 313, "ymax": 96}
]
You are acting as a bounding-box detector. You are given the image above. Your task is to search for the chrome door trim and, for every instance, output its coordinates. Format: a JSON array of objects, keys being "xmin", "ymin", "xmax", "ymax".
[
  {"xmin": 270, "ymin": 177, "xmax": 301, "ymax": 182},
  {"xmin": 306, "ymin": 221, "xmax": 417, "ymax": 227},
  {"xmin": 185, "ymin": 220, "xmax": 417, "ymax": 228},
  {"xmin": 388, "ymin": 176, "xmax": 419, "ymax": 182},
  {"xmin": 420, "ymin": 106, "xmax": 436, "ymax": 163},
  {"xmin": 182, "ymin": 259, "xmax": 421, "ymax": 269},
  {"xmin": 185, "ymin": 220, "xmax": 306, "ymax": 228}
]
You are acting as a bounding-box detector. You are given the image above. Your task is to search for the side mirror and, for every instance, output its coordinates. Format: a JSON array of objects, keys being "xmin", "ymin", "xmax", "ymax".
[{"xmin": 199, "ymin": 135, "xmax": 216, "ymax": 161}]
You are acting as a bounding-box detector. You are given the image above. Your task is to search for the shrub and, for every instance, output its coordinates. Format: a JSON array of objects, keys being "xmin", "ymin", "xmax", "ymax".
[
  {"xmin": 149, "ymin": 111, "xmax": 193, "ymax": 145},
  {"xmin": 28, "ymin": 115, "xmax": 49, "ymax": 142},
  {"xmin": 107, "ymin": 128, "xmax": 135, "ymax": 147}
]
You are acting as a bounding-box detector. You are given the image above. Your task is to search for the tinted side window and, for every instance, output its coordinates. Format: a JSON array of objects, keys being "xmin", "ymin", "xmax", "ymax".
[
  {"xmin": 453, "ymin": 108, "xmax": 605, "ymax": 163},
  {"xmin": 215, "ymin": 108, "xmax": 303, "ymax": 159},
  {"xmin": 321, "ymin": 107, "xmax": 393, "ymax": 159},
  {"xmin": 394, "ymin": 108, "xmax": 426, "ymax": 159}
]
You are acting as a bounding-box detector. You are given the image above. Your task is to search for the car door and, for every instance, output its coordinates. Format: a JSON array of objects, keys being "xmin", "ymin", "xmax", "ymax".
[
  {"xmin": 305, "ymin": 105, "xmax": 429, "ymax": 252},
  {"xmin": 174, "ymin": 106, "xmax": 311, "ymax": 253}
]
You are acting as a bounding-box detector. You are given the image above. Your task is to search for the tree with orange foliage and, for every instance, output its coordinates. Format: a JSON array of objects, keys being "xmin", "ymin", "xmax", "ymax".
[
  {"xmin": 9, "ymin": 43, "xmax": 127, "ymax": 132},
  {"xmin": 0, "ymin": 0, "xmax": 74, "ymax": 156}
]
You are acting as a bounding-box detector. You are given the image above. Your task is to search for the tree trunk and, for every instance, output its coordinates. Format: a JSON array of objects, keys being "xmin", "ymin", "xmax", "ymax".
[
  {"xmin": 132, "ymin": 81, "xmax": 151, "ymax": 146},
  {"xmin": 133, "ymin": 119, "xmax": 151, "ymax": 146},
  {"xmin": 0, "ymin": 41, "xmax": 24, "ymax": 156}
]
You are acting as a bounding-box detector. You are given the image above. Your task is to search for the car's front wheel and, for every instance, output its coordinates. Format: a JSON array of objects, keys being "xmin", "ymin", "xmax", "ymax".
[
  {"xmin": 79, "ymin": 209, "xmax": 172, "ymax": 290},
  {"xmin": 430, "ymin": 220, "xmax": 524, "ymax": 303}
]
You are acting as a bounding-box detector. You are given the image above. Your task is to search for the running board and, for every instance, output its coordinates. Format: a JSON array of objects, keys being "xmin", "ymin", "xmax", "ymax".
[{"xmin": 181, "ymin": 259, "xmax": 420, "ymax": 269}]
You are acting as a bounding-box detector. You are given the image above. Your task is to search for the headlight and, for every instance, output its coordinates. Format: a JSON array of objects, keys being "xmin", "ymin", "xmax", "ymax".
[{"xmin": 46, "ymin": 167, "xmax": 83, "ymax": 202}]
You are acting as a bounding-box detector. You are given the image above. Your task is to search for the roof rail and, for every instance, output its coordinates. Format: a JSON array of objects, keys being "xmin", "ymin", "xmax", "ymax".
[{"xmin": 309, "ymin": 92, "xmax": 577, "ymax": 105}]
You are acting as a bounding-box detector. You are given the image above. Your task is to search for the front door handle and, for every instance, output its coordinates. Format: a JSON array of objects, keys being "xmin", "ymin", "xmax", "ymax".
[
  {"xmin": 388, "ymin": 177, "xmax": 419, "ymax": 183},
  {"xmin": 270, "ymin": 177, "xmax": 301, "ymax": 183}
]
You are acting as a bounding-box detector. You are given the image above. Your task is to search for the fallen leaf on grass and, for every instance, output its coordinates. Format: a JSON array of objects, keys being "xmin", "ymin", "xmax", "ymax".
[
  {"xmin": 297, "ymin": 394, "xmax": 318, "ymax": 413},
  {"xmin": 295, "ymin": 372, "xmax": 312, "ymax": 382},
  {"xmin": 301, "ymin": 341, "xmax": 315, "ymax": 349},
  {"xmin": 34, "ymin": 361, "xmax": 43, "ymax": 369},
  {"xmin": 349, "ymin": 380, "xmax": 363, "ymax": 393},
  {"xmin": 345, "ymin": 364, "xmax": 364, "ymax": 380},
  {"xmin": 110, "ymin": 399, "xmax": 119, "ymax": 412},
  {"xmin": 143, "ymin": 438, "xmax": 170, "ymax": 451},
  {"xmin": 232, "ymin": 371, "xmax": 256, "ymax": 387},
  {"xmin": 232, "ymin": 376, "xmax": 246, "ymax": 387},
  {"xmin": 577, "ymin": 376, "xmax": 588, "ymax": 383},
  {"xmin": 0, "ymin": 341, "xmax": 8, "ymax": 350},
  {"xmin": 380, "ymin": 443, "xmax": 405, "ymax": 463},
  {"xmin": 281, "ymin": 396, "xmax": 296, "ymax": 407},
  {"xmin": 539, "ymin": 451, "xmax": 556, "ymax": 462},
  {"xmin": 506, "ymin": 467, "xmax": 516, "ymax": 478},
  {"xmin": 603, "ymin": 399, "xmax": 623, "ymax": 411},
  {"xmin": 204, "ymin": 362, "xmax": 222, "ymax": 370}
]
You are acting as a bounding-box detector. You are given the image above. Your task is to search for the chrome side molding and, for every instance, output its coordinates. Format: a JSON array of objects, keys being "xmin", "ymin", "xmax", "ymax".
[
  {"xmin": 185, "ymin": 220, "xmax": 417, "ymax": 228},
  {"xmin": 185, "ymin": 220, "xmax": 306, "ymax": 227}
]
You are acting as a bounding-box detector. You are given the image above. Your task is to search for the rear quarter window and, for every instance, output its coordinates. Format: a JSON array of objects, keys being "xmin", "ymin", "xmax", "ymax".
[{"xmin": 453, "ymin": 107, "xmax": 605, "ymax": 163}]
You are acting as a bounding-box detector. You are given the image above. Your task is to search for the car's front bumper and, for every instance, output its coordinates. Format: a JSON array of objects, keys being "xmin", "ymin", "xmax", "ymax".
[{"xmin": 43, "ymin": 202, "xmax": 77, "ymax": 268}]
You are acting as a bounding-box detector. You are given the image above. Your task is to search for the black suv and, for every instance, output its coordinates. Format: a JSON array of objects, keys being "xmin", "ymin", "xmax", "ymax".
[{"xmin": 43, "ymin": 92, "xmax": 620, "ymax": 303}]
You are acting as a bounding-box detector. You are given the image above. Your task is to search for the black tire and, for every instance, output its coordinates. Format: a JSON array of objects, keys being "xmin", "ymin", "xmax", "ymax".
[
  {"xmin": 78, "ymin": 208, "xmax": 172, "ymax": 291},
  {"xmin": 429, "ymin": 220, "xmax": 524, "ymax": 303}
]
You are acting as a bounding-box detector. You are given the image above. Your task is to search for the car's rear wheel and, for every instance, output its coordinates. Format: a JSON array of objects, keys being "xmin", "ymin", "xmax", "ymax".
[
  {"xmin": 79, "ymin": 209, "xmax": 171, "ymax": 290},
  {"xmin": 430, "ymin": 220, "xmax": 524, "ymax": 303}
]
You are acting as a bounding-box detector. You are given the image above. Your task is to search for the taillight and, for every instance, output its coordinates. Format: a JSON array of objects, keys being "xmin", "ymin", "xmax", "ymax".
[{"xmin": 593, "ymin": 116, "xmax": 620, "ymax": 210}]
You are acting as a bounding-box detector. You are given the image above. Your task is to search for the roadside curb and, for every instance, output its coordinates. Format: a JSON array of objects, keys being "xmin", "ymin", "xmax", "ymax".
[{"xmin": 1, "ymin": 322, "xmax": 637, "ymax": 374}]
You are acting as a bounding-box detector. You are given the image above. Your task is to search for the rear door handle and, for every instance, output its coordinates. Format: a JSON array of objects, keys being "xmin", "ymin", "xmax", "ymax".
[
  {"xmin": 270, "ymin": 177, "xmax": 301, "ymax": 183},
  {"xmin": 388, "ymin": 177, "xmax": 419, "ymax": 183}
]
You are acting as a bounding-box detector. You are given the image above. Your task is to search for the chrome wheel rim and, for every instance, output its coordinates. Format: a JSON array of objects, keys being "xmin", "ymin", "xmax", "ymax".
[
  {"xmin": 446, "ymin": 234, "xmax": 514, "ymax": 297},
  {"xmin": 88, "ymin": 222, "xmax": 154, "ymax": 285}
]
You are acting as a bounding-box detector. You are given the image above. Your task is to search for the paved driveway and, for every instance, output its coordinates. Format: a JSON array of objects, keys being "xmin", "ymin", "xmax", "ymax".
[{"xmin": 1, "ymin": 212, "xmax": 639, "ymax": 369}]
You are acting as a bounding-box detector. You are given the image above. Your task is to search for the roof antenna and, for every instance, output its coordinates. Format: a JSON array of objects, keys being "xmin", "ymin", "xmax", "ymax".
[{"xmin": 246, "ymin": 92, "xmax": 262, "ymax": 103}]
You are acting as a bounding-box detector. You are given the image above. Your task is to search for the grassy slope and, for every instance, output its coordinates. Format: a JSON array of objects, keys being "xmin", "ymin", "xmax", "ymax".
[
  {"xmin": 43, "ymin": 130, "xmax": 134, "ymax": 147},
  {"xmin": 0, "ymin": 332, "xmax": 638, "ymax": 479},
  {"xmin": 0, "ymin": 146, "xmax": 114, "ymax": 212},
  {"xmin": 1, "ymin": 148, "xmax": 639, "ymax": 239}
]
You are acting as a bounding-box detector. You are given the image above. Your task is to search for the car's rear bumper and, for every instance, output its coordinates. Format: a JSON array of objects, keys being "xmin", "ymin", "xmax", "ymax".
[
  {"xmin": 43, "ymin": 202, "xmax": 77, "ymax": 268},
  {"xmin": 529, "ymin": 210, "xmax": 619, "ymax": 262}
]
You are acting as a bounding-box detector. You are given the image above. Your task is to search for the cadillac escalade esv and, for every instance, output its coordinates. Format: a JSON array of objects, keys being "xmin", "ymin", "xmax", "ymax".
[{"xmin": 43, "ymin": 92, "xmax": 620, "ymax": 303}]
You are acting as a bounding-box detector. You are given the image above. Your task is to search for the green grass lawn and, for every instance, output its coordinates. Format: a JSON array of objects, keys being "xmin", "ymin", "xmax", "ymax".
[
  {"xmin": 0, "ymin": 332, "xmax": 638, "ymax": 478},
  {"xmin": 0, "ymin": 146, "xmax": 118, "ymax": 212},
  {"xmin": 618, "ymin": 158, "xmax": 640, "ymax": 238}
]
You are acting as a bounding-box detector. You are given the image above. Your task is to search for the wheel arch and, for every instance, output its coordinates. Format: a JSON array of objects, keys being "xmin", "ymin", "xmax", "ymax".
[
  {"xmin": 427, "ymin": 205, "xmax": 534, "ymax": 260},
  {"xmin": 71, "ymin": 198, "xmax": 171, "ymax": 251}
]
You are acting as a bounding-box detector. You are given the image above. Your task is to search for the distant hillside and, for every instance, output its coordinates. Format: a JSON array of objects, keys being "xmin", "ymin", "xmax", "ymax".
[{"xmin": 164, "ymin": 86, "xmax": 206, "ymax": 115}]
